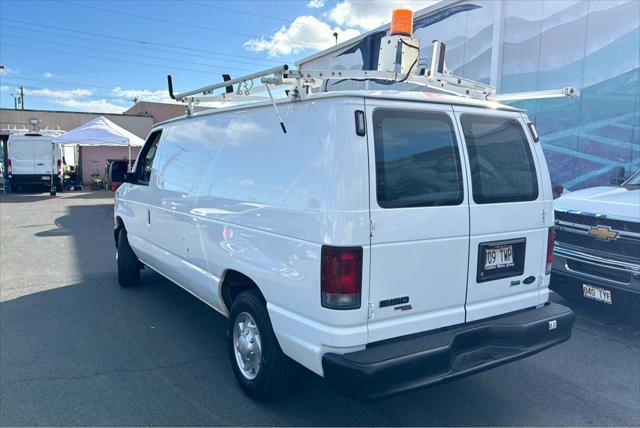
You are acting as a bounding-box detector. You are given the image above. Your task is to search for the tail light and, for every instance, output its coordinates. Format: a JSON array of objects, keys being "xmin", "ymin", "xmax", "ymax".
[
  {"xmin": 321, "ymin": 246, "xmax": 362, "ymax": 310},
  {"xmin": 57, "ymin": 159, "xmax": 62, "ymax": 176},
  {"xmin": 7, "ymin": 159, "xmax": 12, "ymax": 176},
  {"xmin": 546, "ymin": 228, "xmax": 555, "ymax": 275}
]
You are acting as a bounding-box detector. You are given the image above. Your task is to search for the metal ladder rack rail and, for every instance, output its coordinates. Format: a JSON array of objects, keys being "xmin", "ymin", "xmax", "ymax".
[{"xmin": 166, "ymin": 40, "xmax": 580, "ymax": 114}]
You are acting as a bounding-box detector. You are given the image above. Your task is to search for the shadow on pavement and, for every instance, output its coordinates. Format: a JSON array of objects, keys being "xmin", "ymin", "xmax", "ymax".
[{"xmin": 1, "ymin": 194, "xmax": 638, "ymax": 427}]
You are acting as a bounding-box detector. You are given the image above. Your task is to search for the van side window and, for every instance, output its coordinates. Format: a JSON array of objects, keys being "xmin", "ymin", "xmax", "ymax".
[
  {"xmin": 373, "ymin": 109, "xmax": 464, "ymax": 208},
  {"xmin": 460, "ymin": 115, "xmax": 538, "ymax": 204},
  {"xmin": 136, "ymin": 130, "xmax": 162, "ymax": 185}
]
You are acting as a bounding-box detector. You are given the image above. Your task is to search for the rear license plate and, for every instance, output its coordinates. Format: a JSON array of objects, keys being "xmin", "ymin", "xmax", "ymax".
[
  {"xmin": 484, "ymin": 246, "xmax": 514, "ymax": 270},
  {"xmin": 41, "ymin": 176, "xmax": 49, "ymax": 180},
  {"xmin": 582, "ymin": 284, "xmax": 612, "ymax": 304},
  {"xmin": 477, "ymin": 239, "xmax": 526, "ymax": 283}
]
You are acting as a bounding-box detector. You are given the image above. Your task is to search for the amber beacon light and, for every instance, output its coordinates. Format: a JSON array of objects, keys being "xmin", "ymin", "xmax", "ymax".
[{"xmin": 390, "ymin": 9, "xmax": 414, "ymax": 37}]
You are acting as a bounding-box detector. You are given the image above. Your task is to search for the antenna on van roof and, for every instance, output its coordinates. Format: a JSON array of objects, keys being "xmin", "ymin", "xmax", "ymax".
[{"xmin": 166, "ymin": 9, "xmax": 579, "ymax": 118}]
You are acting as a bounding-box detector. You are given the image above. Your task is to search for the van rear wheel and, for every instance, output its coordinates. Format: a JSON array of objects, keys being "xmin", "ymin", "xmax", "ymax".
[
  {"xmin": 117, "ymin": 229, "xmax": 140, "ymax": 287},
  {"xmin": 227, "ymin": 289, "xmax": 297, "ymax": 401}
]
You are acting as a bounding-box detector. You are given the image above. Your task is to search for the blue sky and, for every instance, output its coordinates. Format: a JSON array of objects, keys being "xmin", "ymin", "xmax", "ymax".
[{"xmin": 0, "ymin": 0, "xmax": 436, "ymax": 113}]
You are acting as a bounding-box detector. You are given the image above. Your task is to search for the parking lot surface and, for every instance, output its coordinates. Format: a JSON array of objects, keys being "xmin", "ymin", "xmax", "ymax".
[{"xmin": 1, "ymin": 191, "xmax": 639, "ymax": 426}]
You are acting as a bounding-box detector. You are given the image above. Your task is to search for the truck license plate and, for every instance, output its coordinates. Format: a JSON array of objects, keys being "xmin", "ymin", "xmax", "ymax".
[
  {"xmin": 583, "ymin": 284, "xmax": 612, "ymax": 304},
  {"xmin": 484, "ymin": 245, "xmax": 514, "ymax": 270},
  {"xmin": 41, "ymin": 176, "xmax": 49, "ymax": 180}
]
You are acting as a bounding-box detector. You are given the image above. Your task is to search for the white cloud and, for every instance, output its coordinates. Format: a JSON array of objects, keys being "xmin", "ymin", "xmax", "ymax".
[
  {"xmin": 111, "ymin": 87, "xmax": 176, "ymax": 104},
  {"xmin": 307, "ymin": 0, "xmax": 325, "ymax": 8},
  {"xmin": 244, "ymin": 15, "xmax": 360, "ymax": 57},
  {"xmin": 28, "ymin": 88, "xmax": 94, "ymax": 98},
  {"xmin": 328, "ymin": 0, "xmax": 439, "ymax": 30},
  {"xmin": 0, "ymin": 85, "xmax": 10, "ymax": 92},
  {"xmin": 43, "ymin": 72, "xmax": 59, "ymax": 79},
  {"xmin": 25, "ymin": 87, "xmax": 127, "ymax": 113},
  {"xmin": 0, "ymin": 66, "xmax": 19, "ymax": 75},
  {"xmin": 54, "ymin": 98, "xmax": 129, "ymax": 113}
]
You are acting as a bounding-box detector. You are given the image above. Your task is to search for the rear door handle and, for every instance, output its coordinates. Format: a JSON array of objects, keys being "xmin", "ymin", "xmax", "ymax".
[
  {"xmin": 147, "ymin": 209, "xmax": 151, "ymax": 226},
  {"xmin": 36, "ymin": 163, "xmax": 44, "ymax": 165}
]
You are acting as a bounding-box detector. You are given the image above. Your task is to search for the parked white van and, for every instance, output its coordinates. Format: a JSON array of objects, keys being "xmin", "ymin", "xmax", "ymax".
[
  {"xmin": 113, "ymin": 90, "xmax": 574, "ymax": 401},
  {"xmin": 7, "ymin": 133, "xmax": 64, "ymax": 192}
]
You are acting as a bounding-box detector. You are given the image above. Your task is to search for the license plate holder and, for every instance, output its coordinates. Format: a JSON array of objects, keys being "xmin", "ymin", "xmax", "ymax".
[
  {"xmin": 582, "ymin": 283, "xmax": 612, "ymax": 304},
  {"xmin": 477, "ymin": 238, "xmax": 526, "ymax": 283}
]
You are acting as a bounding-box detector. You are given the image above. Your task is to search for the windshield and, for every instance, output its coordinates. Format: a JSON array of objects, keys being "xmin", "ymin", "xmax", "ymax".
[{"xmin": 623, "ymin": 170, "xmax": 640, "ymax": 186}]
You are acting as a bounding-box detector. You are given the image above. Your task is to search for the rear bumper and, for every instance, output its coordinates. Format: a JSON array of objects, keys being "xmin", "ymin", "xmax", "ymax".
[
  {"xmin": 322, "ymin": 303, "xmax": 574, "ymax": 401},
  {"xmin": 10, "ymin": 174, "xmax": 60, "ymax": 186}
]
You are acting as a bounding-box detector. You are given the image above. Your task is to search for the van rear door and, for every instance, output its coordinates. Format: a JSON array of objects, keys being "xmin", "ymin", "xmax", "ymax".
[
  {"xmin": 454, "ymin": 108, "xmax": 547, "ymax": 322},
  {"xmin": 8, "ymin": 136, "xmax": 35, "ymax": 175},
  {"xmin": 33, "ymin": 138, "xmax": 53, "ymax": 175},
  {"xmin": 366, "ymin": 101, "xmax": 470, "ymax": 343}
]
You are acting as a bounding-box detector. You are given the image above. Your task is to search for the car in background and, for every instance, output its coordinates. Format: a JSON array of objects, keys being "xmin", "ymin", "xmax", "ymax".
[
  {"xmin": 7, "ymin": 133, "xmax": 64, "ymax": 192},
  {"xmin": 551, "ymin": 170, "xmax": 640, "ymax": 310}
]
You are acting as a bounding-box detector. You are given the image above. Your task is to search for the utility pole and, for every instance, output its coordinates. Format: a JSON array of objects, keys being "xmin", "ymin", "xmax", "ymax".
[
  {"xmin": 19, "ymin": 85, "xmax": 24, "ymax": 110},
  {"xmin": 333, "ymin": 32, "xmax": 338, "ymax": 45},
  {"xmin": 10, "ymin": 93, "xmax": 17, "ymax": 109}
]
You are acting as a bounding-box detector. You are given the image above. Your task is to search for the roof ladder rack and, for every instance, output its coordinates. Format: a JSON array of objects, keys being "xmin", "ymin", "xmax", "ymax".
[{"xmin": 167, "ymin": 39, "xmax": 579, "ymax": 116}]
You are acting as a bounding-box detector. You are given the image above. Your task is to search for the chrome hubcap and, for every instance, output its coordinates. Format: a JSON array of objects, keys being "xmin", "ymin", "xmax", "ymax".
[{"xmin": 233, "ymin": 312, "xmax": 262, "ymax": 380}]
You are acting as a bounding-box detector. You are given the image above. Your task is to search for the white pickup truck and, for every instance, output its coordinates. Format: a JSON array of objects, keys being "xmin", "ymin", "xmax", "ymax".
[{"xmin": 552, "ymin": 170, "xmax": 640, "ymax": 310}]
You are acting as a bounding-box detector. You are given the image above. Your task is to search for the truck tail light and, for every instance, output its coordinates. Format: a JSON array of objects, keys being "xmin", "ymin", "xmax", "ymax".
[
  {"xmin": 546, "ymin": 228, "xmax": 555, "ymax": 275},
  {"xmin": 321, "ymin": 246, "xmax": 362, "ymax": 310},
  {"xmin": 57, "ymin": 159, "xmax": 62, "ymax": 176},
  {"xmin": 7, "ymin": 159, "xmax": 12, "ymax": 176}
]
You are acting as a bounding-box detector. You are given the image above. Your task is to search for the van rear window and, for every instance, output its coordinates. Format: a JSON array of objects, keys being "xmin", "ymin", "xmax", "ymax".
[
  {"xmin": 460, "ymin": 115, "xmax": 538, "ymax": 204},
  {"xmin": 373, "ymin": 110, "xmax": 464, "ymax": 208}
]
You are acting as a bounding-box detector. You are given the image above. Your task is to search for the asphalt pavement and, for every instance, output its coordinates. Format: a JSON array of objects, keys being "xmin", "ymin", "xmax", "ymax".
[{"xmin": 1, "ymin": 191, "xmax": 639, "ymax": 426}]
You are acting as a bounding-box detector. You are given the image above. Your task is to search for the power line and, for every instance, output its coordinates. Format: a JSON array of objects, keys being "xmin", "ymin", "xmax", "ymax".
[
  {"xmin": 54, "ymin": 0, "xmax": 319, "ymax": 49},
  {"xmin": 0, "ymin": 33, "xmax": 257, "ymax": 73},
  {"xmin": 183, "ymin": 0, "xmax": 290, "ymax": 23},
  {"xmin": 1, "ymin": 42, "xmax": 238, "ymax": 75},
  {"xmin": 0, "ymin": 18, "xmax": 283, "ymax": 64},
  {"xmin": 55, "ymin": 0, "xmax": 263, "ymax": 39},
  {"xmin": 1, "ymin": 23, "xmax": 278, "ymax": 68},
  {"xmin": 1, "ymin": 75, "xmax": 119, "ymax": 91}
]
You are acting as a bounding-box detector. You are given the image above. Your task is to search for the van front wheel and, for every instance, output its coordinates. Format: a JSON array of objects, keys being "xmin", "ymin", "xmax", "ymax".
[
  {"xmin": 117, "ymin": 229, "xmax": 140, "ymax": 287},
  {"xmin": 227, "ymin": 289, "xmax": 297, "ymax": 401}
]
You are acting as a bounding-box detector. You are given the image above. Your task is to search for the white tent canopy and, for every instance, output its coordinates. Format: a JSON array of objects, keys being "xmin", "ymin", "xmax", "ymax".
[
  {"xmin": 53, "ymin": 116, "xmax": 144, "ymax": 172},
  {"xmin": 53, "ymin": 116, "xmax": 144, "ymax": 147}
]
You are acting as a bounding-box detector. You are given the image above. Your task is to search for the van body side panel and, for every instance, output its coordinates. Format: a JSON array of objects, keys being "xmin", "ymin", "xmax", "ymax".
[
  {"xmin": 366, "ymin": 101, "xmax": 470, "ymax": 343},
  {"xmin": 182, "ymin": 98, "xmax": 371, "ymax": 375},
  {"xmin": 453, "ymin": 107, "xmax": 548, "ymax": 322}
]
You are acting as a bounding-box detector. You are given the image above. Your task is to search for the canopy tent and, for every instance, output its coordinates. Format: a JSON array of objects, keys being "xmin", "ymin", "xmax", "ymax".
[{"xmin": 53, "ymin": 116, "xmax": 144, "ymax": 167}]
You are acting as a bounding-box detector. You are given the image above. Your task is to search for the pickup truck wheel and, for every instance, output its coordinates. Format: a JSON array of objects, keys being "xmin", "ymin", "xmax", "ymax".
[
  {"xmin": 117, "ymin": 229, "xmax": 140, "ymax": 288},
  {"xmin": 227, "ymin": 289, "xmax": 297, "ymax": 401}
]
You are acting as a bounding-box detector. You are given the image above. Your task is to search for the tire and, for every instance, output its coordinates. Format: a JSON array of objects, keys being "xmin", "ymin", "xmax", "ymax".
[
  {"xmin": 227, "ymin": 289, "xmax": 298, "ymax": 401},
  {"xmin": 117, "ymin": 229, "xmax": 140, "ymax": 287}
]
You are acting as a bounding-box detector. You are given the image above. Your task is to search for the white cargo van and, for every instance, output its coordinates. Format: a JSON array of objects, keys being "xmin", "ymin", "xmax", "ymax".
[
  {"xmin": 113, "ymin": 89, "xmax": 574, "ymax": 401},
  {"xmin": 7, "ymin": 134, "xmax": 64, "ymax": 192}
]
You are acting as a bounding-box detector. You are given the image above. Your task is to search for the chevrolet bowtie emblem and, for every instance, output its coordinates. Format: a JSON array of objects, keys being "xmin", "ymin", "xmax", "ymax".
[{"xmin": 588, "ymin": 225, "xmax": 619, "ymax": 241}]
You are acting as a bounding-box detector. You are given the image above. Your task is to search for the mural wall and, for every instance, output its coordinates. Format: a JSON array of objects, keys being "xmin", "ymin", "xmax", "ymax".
[{"xmin": 298, "ymin": 0, "xmax": 640, "ymax": 190}]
